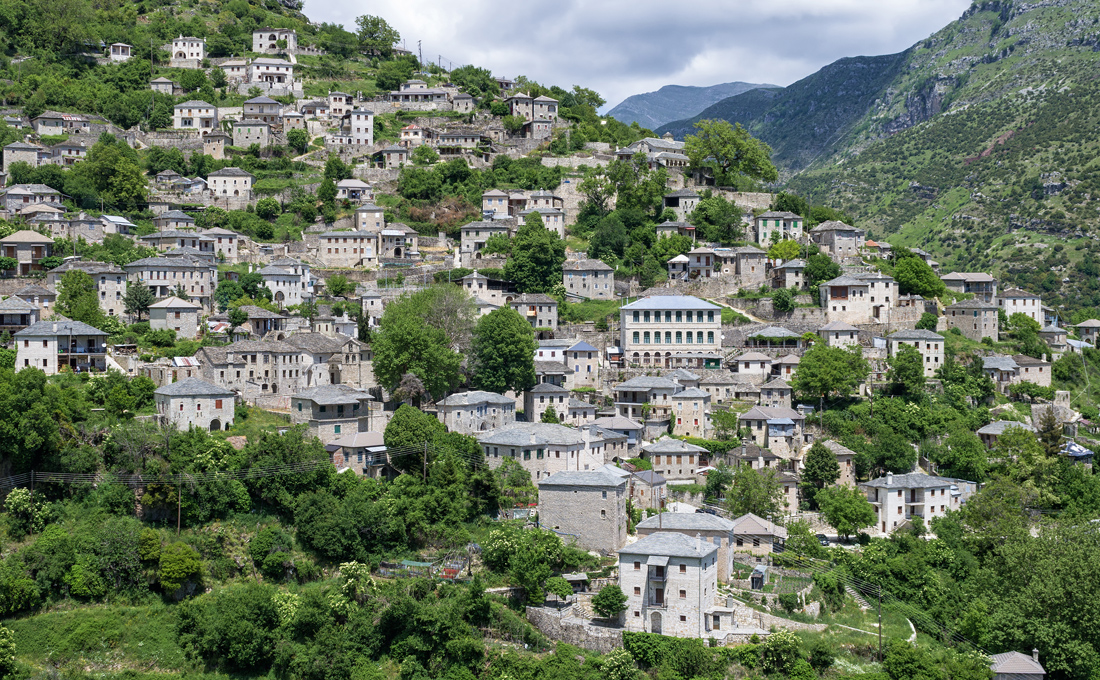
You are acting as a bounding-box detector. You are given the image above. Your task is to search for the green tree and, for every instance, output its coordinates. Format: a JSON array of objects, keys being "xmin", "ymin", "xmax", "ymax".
[
  {"xmin": 588, "ymin": 212, "xmax": 628, "ymax": 261},
  {"xmin": 286, "ymin": 128, "xmax": 309, "ymax": 154},
  {"xmin": 801, "ymin": 441, "xmax": 841, "ymax": 500},
  {"xmin": 578, "ymin": 167, "xmax": 614, "ymax": 214},
  {"xmin": 767, "ymin": 239, "xmax": 800, "ymax": 261},
  {"xmin": 703, "ymin": 462, "xmax": 734, "ymax": 502},
  {"xmin": 689, "ymin": 194, "xmax": 743, "ymax": 244},
  {"xmin": 383, "ymin": 405, "xmax": 445, "ymax": 473},
  {"xmin": 325, "ymin": 274, "xmax": 354, "ymax": 299},
  {"xmin": 540, "ymin": 406, "xmax": 560, "ymax": 424},
  {"xmin": 503, "ymin": 213, "xmax": 566, "ymax": 294},
  {"xmin": 816, "ymin": 486, "xmax": 876, "ymax": 540},
  {"xmin": 684, "ymin": 119, "xmax": 778, "ymax": 186},
  {"xmin": 727, "ymin": 465, "xmax": 786, "ymax": 519},
  {"xmin": 606, "ymin": 152, "xmax": 668, "ymax": 213},
  {"xmin": 804, "ymin": 252, "xmax": 841, "ymax": 289},
  {"xmin": 502, "ymin": 115, "xmax": 526, "ymax": 135},
  {"xmin": 0, "ymin": 623, "xmax": 15, "ymax": 679},
  {"xmin": 592, "ymin": 584, "xmax": 627, "ymax": 619},
  {"xmin": 317, "ymin": 178, "xmax": 337, "ymax": 204},
  {"xmin": 372, "ymin": 288, "xmax": 468, "ymax": 399},
  {"xmin": 471, "ymin": 308, "xmax": 536, "ymax": 394},
  {"xmin": 57, "ymin": 270, "xmax": 105, "ymax": 328},
  {"xmin": 886, "ymin": 344, "xmax": 927, "ymax": 398},
  {"xmin": 159, "ymin": 542, "xmax": 203, "ymax": 597},
  {"xmin": 481, "ymin": 233, "xmax": 511, "ymax": 256},
  {"xmin": 545, "ymin": 576, "xmax": 572, "ymax": 603},
  {"xmin": 791, "ymin": 343, "xmax": 869, "ymax": 410},
  {"xmin": 255, "ymin": 197, "xmax": 281, "ymax": 220},
  {"xmin": 916, "ymin": 312, "xmax": 939, "ymax": 331},
  {"xmin": 894, "ymin": 257, "xmax": 946, "ymax": 298},
  {"xmin": 759, "ymin": 628, "xmax": 801, "ymax": 676},
  {"xmin": 123, "ymin": 281, "xmax": 154, "ymax": 321},
  {"xmin": 933, "ymin": 424, "xmax": 989, "ymax": 481},
  {"xmin": 355, "ymin": 14, "xmax": 401, "ymax": 57},
  {"xmin": 411, "ymin": 144, "xmax": 440, "ymax": 165},
  {"xmin": 772, "ymin": 287, "xmax": 795, "ymax": 312}
]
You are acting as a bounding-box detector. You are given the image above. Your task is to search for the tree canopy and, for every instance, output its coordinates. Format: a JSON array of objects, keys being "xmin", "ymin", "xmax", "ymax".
[
  {"xmin": 684, "ymin": 120, "xmax": 778, "ymax": 187},
  {"xmin": 502, "ymin": 213, "xmax": 566, "ymax": 294},
  {"xmin": 470, "ymin": 308, "xmax": 536, "ymax": 394}
]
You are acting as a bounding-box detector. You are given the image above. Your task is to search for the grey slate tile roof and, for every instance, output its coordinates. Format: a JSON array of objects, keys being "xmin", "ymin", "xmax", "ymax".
[
  {"xmin": 538, "ymin": 469, "xmax": 627, "ymax": 488},
  {"xmin": 615, "ymin": 376, "xmax": 681, "ymax": 390},
  {"xmin": 591, "ymin": 415, "xmax": 644, "ymax": 431},
  {"xmin": 664, "ymin": 368, "xmax": 700, "ymax": 381},
  {"xmin": 976, "ymin": 420, "xmax": 1036, "ymax": 435},
  {"xmin": 621, "ymin": 295, "xmax": 719, "ymax": 311},
  {"xmin": 15, "ymin": 317, "xmax": 107, "ymax": 337},
  {"xmin": 983, "ymin": 356, "xmax": 1019, "ymax": 371},
  {"xmin": 989, "ymin": 651, "xmax": 1044, "ymax": 675},
  {"xmin": 292, "ymin": 384, "xmax": 373, "ymax": 405},
  {"xmin": 619, "ymin": 531, "xmax": 718, "ymax": 559},
  {"xmin": 636, "ymin": 511, "xmax": 735, "ymax": 532},
  {"xmin": 154, "ymin": 377, "xmax": 234, "ymax": 397},
  {"xmin": 438, "ymin": 391, "xmax": 514, "ymax": 406},
  {"xmin": 888, "ymin": 329, "xmax": 944, "ymax": 341},
  {"xmin": 749, "ymin": 326, "xmax": 800, "ymax": 338},
  {"xmin": 283, "ymin": 333, "xmax": 346, "ymax": 354},
  {"xmin": 860, "ymin": 472, "xmax": 957, "ymax": 489},
  {"xmin": 478, "ymin": 423, "xmax": 585, "ymax": 447},
  {"xmin": 642, "ymin": 438, "xmax": 707, "ymax": 454},
  {"xmin": 0, "ymin": 295, "xmax": 36, "ymax": 312}
]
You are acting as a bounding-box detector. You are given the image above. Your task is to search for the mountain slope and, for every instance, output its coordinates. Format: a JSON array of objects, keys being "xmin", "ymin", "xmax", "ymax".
[{"xmin": 606, "ymin": 81, "xmax": 776, "ymax": 130}]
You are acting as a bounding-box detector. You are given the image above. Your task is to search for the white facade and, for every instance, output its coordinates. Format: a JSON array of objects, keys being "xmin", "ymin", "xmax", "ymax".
[
  {"xmin": 861, "ymin": 472, "xmax": 959, "ymax": 535},
  {"xmin": 619, "ymin": 532, "xmax": 719, "ymax": 638},
  {"xmin": 154, "ymin": 377, "xmax": 235, "ymax": 432},
  {"xmin": 620, "ymin": 296, "xmax": 722, "ymax": 367}
]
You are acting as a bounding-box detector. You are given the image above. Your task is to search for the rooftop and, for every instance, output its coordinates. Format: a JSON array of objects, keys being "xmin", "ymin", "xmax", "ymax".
[
  {"xmin": 622, "ymin": 295, "xmax": 720, "ymax": 311},
  {"xmin": 438, "ymin": 390, "xmax": 515, "ymax": 406},
  {"xmin": 619, "ymin": 531, "xmax": 718, "ymax": 559},
  {"xmin": 636, "ymin": 511, "xmax": 735, "ymax": 532},
  {"xmin": 154, "ymin": 377, "xmax": 234, "ymax": 397},
  {"xmin": 538, "ymin": 469, "xmax": 627, "ymax": 488},
  {"xmin": 292, "ymin": 384, "xmax": 373, "ymax": 406}
]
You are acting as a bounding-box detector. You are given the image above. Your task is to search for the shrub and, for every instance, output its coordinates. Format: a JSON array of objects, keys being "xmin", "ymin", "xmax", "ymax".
[
  {"xmin": 159, "ymin": 542, "xmax": 203, "ymax": 597},
  {"xmin": 778, "ymin": 592, "xmax": 799, "ymax": 614},
  {"xmin": 592, "ymin": 584, "xmax": 627, "ymax": 619}
]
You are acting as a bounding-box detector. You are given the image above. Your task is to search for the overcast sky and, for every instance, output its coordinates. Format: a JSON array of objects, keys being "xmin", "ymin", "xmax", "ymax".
[{"xmin": 307, "ymin": 0, "xmax": 971, "ymax": 111}]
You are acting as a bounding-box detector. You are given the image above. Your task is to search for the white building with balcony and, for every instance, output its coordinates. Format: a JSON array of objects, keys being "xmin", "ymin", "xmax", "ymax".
[
  {"xmin": 619, "ymin": 532, "xmax": 719, "ymax": 638},
  {"xmin": 860, "ymin": 472, "xmax": 960, "ymax": 535}
]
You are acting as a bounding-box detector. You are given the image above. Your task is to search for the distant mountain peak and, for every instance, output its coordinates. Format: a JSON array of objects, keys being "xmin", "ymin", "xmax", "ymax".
[{"xmin": 606, "ymin": 81, "xmax": 779, "ymax": 130}]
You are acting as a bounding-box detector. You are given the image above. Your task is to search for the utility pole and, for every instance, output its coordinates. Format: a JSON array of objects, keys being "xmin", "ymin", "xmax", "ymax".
[
  {"xmin": 417, "ymin": 40, "xmax": 422, "ymax": 69},
  {"xmin": 177, "ymin": 477, "xmax": 182, "ymax": 537},
  {"xmin": 422, "ymin": 441, "xmax": 428, "ymax": 481},
  {"xmin": 878, "ymin": 587, "xmax": 883, "ymax": 662}
]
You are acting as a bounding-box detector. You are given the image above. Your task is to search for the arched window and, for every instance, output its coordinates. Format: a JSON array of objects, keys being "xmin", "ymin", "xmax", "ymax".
[
  {"xmin": 675, "ymin": 331, "xmax": 682, "ymax": 343},
  {"xmin": 643, "ymin": 311, "xmax": 650, "ymax": 322},
  {"xmin": 685, "ymin": 332, "xmax": 693, "ymax": 344},
  {"xmin": 707, "ymin": 311, "xmax": 715, "ymax": 322},
  {"xmin": 697, "ymin": 331, "xmax": 704, "ymax": 343},
  {"xmin": 665, "ymin": 332, "xmax": 672, "ymax": 343},
  {"xmin": 653, "ymin": 333, "xmax": 661, "ymax": 344},
  {"xmin": 633, "ymin": 311, "xmax": 640, "ymax": 322},
  {"xmin": 707, "ymin": 331, "xmax": 714, "ymax": 344},
  {"xmin": 633, "ymin": 332, "xmax": 640, "ymax": 343},
  {"xmin": 643, "ymin": 332, "xmax": 651, "ymax": 343}
]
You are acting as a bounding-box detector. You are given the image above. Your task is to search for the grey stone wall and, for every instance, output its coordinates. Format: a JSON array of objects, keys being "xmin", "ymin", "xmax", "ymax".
[{"xmin": 526, "ymin": 606, "xmax": 623, "ymax": 654}]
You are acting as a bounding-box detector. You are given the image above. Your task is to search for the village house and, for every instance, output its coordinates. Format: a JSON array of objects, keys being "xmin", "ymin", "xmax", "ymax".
[
  {"xmin": 941, "ymin": 272, "xmax": 998, "ymax": 302},
  {"xmin": 290, "ymin": 384, "xmax": 373, "ymax": 442},
  {"xmin": 152, "ymin": 210, "xmax": 197, "ymax": 232},
  {"xmin": 45, "ymin": 260, "xmax": 125, "ymax": 317},
  {"xmin": 621, "ymin": 296, "xmax": 722, "ymax": 368},
  {"xmin": 355, "ymin": 204, "xmax": 385, "ymax": 230},
  {"xmin": 2, "ymin": 143, "xmax": 44, "ymax": 174},
  {"xmin": 107, "ymin": 42, "xmax": 132, "ymax": 61},
  {"xmin": 0, "ymin": 184, "xmax": 60, "ymax": 211},
  {"xmin": 818, "ymin": 320, "xmax": 860, "ymax": 347},
  {"xmin": 315, "ymin": 231, "xmax": 378, "ymax": 268},
  {"xmin": 32, "ymin": 111, "xmax": 90, "ymax": 135},
  {"xmin": 149, "ymin": 296, "xmax": 201, "ymax": 340},
  {"xmin": 0, "ymin": 231, "xmax": 53, "ymax": 275},
  {"xmin": 524, "ymin": 382, "xmax": 570, "ymax": 423},
  {"xmin": 257, "ymin": 264, "xmax": 308, "ymax": 307},
  {"xmin": 613, "ymin": 375, "xmax": 682, "ymax": 421},
  {"xmin": 754, "ymin": 211, "xmax": 803, "ymax": 244},
  {"xmin": 325, "ymin": 432, "xmax": 390, "ymax": 479},
  {"xmin": 478, "ymin": 422, "xmax": 609, "ymax": 481},
  {"xmin": 203, "ymin": 228, "xmax": 239, "ymax": 263},
  {"xmin": 629, "ymin": 469, "xmax": 666, "ymax": 511},
  {"xmin": 636, "ymin": 512, "xmax": 738, "ymax": 581},
  {"xmin": 976, "ymin": 420, "xmax": 1036, "ymax": 448},
  {"xmin": 592, "ymin": 415, "xmax": 644, "ymax": 451},
  {"xmin": 460, "ymin": 221, "xmax": 510, "ymax": 262},
  {"xmin": 737, "ymin": 406, "xmax": 805, "ymax": 457},
  {"xmin": 538, "ymin": 468, "xmax": 628, "ymax": 554},
  {"xmin": 656, "ymin": 220, "xmax": 696, "ymax": 240},
  {"xmin": 141, "ymin": 231, "xmax": 214, "ymax": 255},
  {"xmin": 771, "ymin": 259, "xmax": 805, "ymax": 289},
  {"xmin": 717, "ymin": 246, "xmax": 767, "ymax": 284},
  {"xmin": 563, "ymin": 259, "xmax": 614, "ymax": 300},
  {"xmin": 124, "ymin": 255, "xmax": 216, "ymax": 311},
  {"xmin": 14, "ymin": 284, "xmax": 56, "ymax": 314},
  {"xmin": 155, "ymin": 377, "xmax": 235, "ymax": 432},
  {"xmin": 982, "ymin": 355, "xmax": 1052, "ymax": 392},
  {"xmin": 663, "ymin": 189, "xmax": 700, "ymax": 221},
  {"xmin": 437, "ymin": 391, "xmax": 516, "ymax": 434},
  {"xmin": 173, "ymin": 101, "xmax": 218, "ymax": 134},
  {"xmin": 563, "ymin": 340, "xmax": 601, "ymax": 390},
  {"xmin": 943, "ymin": 299, "xmax": 999, "ymax": 342},
  {"xmin": 0, "ymin": 294, "xmax": 38, "ymax": 336},
  {"xmin": 233, "ymin": 305, "xmax": 286, "ymax": 339},
  {"xmin": 808, "ymin": 221, "xmax": 864, "ymax": 259},
  {"xmin": 731, "ymin": 352, "xmax": 773, "ymax": 385},
  {"xmin": 887, "ymin": 329, "xmax": 944, "ymax": 378},
  {"xmin": 16, "ymin": 318, "xmax": 109, "ymax": 374},
  {"xmin": 518, "ymin": 207, "xmax": 566, "ymax": 237},
  {"xmin": 760, "ymin": 378, "xmax": 792, "ymax": 408},
  {"xmin": 250, "ymin": 57, "xmax": 294, "ymax": 85},
  {"xmin": 219, "ymin": 59, "xmax": 249, "ymax": 84},
  {"xmin": 232, "ymin": 119, "xmax": 271, "ymax": 148},
  {"xmin": 150, "ymin": 76, "xmax": 177, "ymax": 94},
  {"xmin": 619, "ymin": 532, "xmax": 719, "ymax": 638},
  {"xmin": 242, "ymin": 95, "xmax": 283, "ymax": 123},
  {"xmin": 509, "ymin": 294, "xmax": 558, "ymax": 329},
  {"xmin": 202, "ymin": 132, "xmax": 229, "ymax": 160},
  {"xmin": 616, "ymin": 135, "xmax": 690, "ymax": 169},
  {"xmin": 1074, "ymin": 319, "xmax": 1100, "ymax": 345},
  {"xmin": 998, "ymin": 287, "xmax": 1043, "ymax": 324},
  {"xmin": 819, "ymin": 272, "xmax": 897, "ymax": 325},
  {"xmin": 253, "ymin": 27, "xmax": 297, "ymax": 53},
  {"xmin": 860, "ymin": 472, "xmax": 960, "ymax": 535},
  {"xmin": 47, "ymin": 141, "xmax": 87, "ymax": 167},
  {"xmin": 989, "ymin": 651, "xmax": 1045, "ymax": 680},
  {"xmin": 170, "ymin": 35, "xmax": 204, "ymax": 66},
  {"xmin": 208, "ymin": 167, "xmax": 255, "ymax": 199},
  {"xmin": 641, "ymin": 438, "xmax": 708, "ymax": 482},
  {"xmin": 337, "ymin": 179, "xmax": 373, "ymax": 203},
  {"xmin": 731, "ymin": 512, "xmax": 788, "ymax": 560},
  {"xmin": 378, "ymin": 144, "xmax": 407, "ymax": 169},
  {"xmin": 671, "ymin": 388, "xmax": 710, "ymax": 438}
]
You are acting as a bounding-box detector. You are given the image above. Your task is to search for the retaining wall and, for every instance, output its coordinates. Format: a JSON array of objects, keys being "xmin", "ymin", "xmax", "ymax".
[{"xmin": 526, "ymin": 607, "xmax": 623, "ymax": 654}]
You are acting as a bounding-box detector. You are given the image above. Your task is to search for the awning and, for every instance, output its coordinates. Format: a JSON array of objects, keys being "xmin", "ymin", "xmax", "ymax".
[{"xmin": 646, "ymin": 555, "xmax": 669, "ymax": 567}]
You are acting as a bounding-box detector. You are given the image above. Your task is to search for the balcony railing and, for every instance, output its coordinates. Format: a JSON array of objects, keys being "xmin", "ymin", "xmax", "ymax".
[{"xmin": 59, "ymin": 346, "xmax": 106, "ymax": 355}]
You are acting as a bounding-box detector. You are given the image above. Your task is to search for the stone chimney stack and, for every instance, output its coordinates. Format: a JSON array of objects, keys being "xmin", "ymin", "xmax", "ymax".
[
  {"xmin": 886, "ymin": 472, "xmax": 893, "ymax": 486},
  {"xmin": 1033, "ymin": 649, "xmax": 1040, "ymax": 663},
  {"xmin": 695, "ymin": 532, "xmax": 701, "ymax": 553}
]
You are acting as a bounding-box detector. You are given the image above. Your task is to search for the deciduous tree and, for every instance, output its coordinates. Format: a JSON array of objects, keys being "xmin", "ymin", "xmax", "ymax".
[
  {"xmin": 471, "ymin": 308, "xmax": 536, "ymax": 394},
  {"xmin": 684, "ymin": 119, "xmax": 778, "ymax": 186},
  {"xmin": 815, "ymin": 486, "xmax": 875, "ymax": 540},
  {"xmin": 726, "ymin": 465, "xmax": 786, "ymax": 519},
  {"xmin": 123, "ymin": 281, "xmax": 154, "ymax": 321},
  {"xmin": 503, "ymin": 213, "xmax": 566, "ymax": 294},
  {"xmin": 791, "ymin": 343, "xmax": 868, "ymax": 410}
]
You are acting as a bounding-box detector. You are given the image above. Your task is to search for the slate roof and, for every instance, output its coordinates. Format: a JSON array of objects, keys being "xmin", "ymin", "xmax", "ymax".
[
  {"xmin": 672, "ymin": 387, "xmax": 709, "ymax": 398},
  {"xmin": 735, "ymin": 352, "xmax": 772, "ymax": 361},
  {"xmin": 632, "ymin": 470, "xmax": 665, "ymax": 486},
  {"xmin": 740, "ymin": 406, "xmax": 803, "ymax": 421},
  {"xmin": 155, "ymin": 210, "xmax": 196, "ymax": 221},
  {"xmin": 244, "ymin": 95, "xmax": 280, "ymax": 104},
  {"xmin": 622, "ymin": 295, "xmax": 719, "ymax": 311},
  {"xmin": 861, "ymin": 472, "xmax": 956, "ymax": 489},
  {"xmin": 636, "ymin": 511, "xmax": 735, "ymax": 532},
  {"xmin": 989, "ymin": 651, "xmax": 1044, "ymax": 675},
  {"xmin": 0, "ymin": 295, "xmax": 36, "ymax": 312},
  {"xmin": 568, "ymin": 341, "xmax": 599, "ymax": 352},
  {"xmin": 14, "ymin": 284, "xmax": 55, "ymax": 297},
  {"xmin": 940, "ymin": 272, "xmax": 996, "ymax": 282},
  {"xmin": 732, "ymin": 512, "xmax": 788, "ymax": 539},
  {"xmin": 174, "ymin": 100, "xmax": 215, "ymax": 109},
  {"xmin": 945, "ymin": 299, "xmax": 998, "ymax": 310},
  {"xmin": 757, "ymin": 211, "xmax": 801, "ymax": 220},
  {"xmin": 563, "ymin": 259, "xmax": 613, "ymax": 271},
  {"xmin": 478, "ymin": 423, "xmax": 586, "ymax": 447},
  {"xmin": 888, "ymin": 329, "xmax": 944, "ymax": 341},
  {"xmin": 238, "ymin": 305, "xmax": 284, "ymax": 319},
  {"xmin": 983, "ymin": 356, "xmax": 1019, "ymax": 371},
  {"xmin": 15, "ymin": 317, "xmax": 107, "ymax": 337},
  {"xmin": 760, "ymin": 378, "xmax": 790, "ymax": 389},
  {"xmin": 0, "ymin": 230, "xmax": 53, "ymax": 243},
  {"xmin": 283, "ymin": 333, "xmax": 346, "ymax": 354},
  {"xmin": 148, "ymin": 296, "xmax": 200, "ymax": 309},
  {"xmin": 749, "ymin": 326, "xmax": 800, "ymax": 338},
  {"xmin": 619, "ymin": 531, "xmax": 718, "ymax": 559},
  {"xmin": 821, "ymin": 275, "xmax": 868, "ymax": 287},
  {"xmin": 256, "ymin": 265, "xmax": 292, "ymax": 276},
  {"xmin": 820, "ymin": 440, "xmax": 858, "ymax": 458},
  {"xmin": 819, "ymin": 320, "xmax": 860, "ymax": 331},
  {"xmin": 615, "ymin": 376, "xmax": 681, "ymax": 390},
  {"xmin": 154, "ymin": 377, "xmax": 234, "ymax": 397},
  {"xmin": 1000, "ymin": 287, "xmax": 1040, "ymax": 299},
  {"xmin": 809, "ymin": 220, "xmax": 860, "ymax": 233},
  {"xmin": 208, "ymin": 167, "xmax": 254, "ymax": 178},
  {"xmin": 292, "ymin": 384, "xmax": 373, "ymax": 405},
  {"xmin": 642, "ymin": 438, "xmax": 707, "ymax": 454},
  {"xmin": 529, "ymin": 382, "xmax": 569, "ymax": 394},
  {"xmin": 438, "ymin": 391, "xmax": 515, "ymax": 406},
  {"xmin": 665, "ymin": 368, "xmax": 700, "ymax": 381},
  {"xmin": 976, "ymin": 420, "xmax": 1036, "ymax": 436},
  {"xmin": 538, "ymin": 469, "xmax": 627, "ymax": 488},
  {"xmin": 591, "ymin": 415, "xmax": 644, "ymax": 431}
]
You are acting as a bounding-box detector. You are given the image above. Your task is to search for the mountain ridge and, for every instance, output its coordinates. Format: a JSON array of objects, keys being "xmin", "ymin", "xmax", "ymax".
[{"xmin": 605, "ymin": 81, "xmax": 777, "ymax": 130}]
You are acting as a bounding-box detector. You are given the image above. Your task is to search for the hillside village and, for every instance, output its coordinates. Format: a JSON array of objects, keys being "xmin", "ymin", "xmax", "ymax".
[{"xmin": 0, "ymin": 3, "xmax": 1095, "ymax": 680}]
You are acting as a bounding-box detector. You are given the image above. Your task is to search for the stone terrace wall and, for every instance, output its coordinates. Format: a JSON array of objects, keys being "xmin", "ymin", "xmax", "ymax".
[{"xmin": 526, "ymin": 607, "xmax": 623, "ymax": 654}]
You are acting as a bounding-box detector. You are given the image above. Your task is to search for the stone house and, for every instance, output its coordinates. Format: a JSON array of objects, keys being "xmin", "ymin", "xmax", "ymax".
[
  {"xmin": 772, "ymin": 259, "xmax": 805, "ymax": 289},
  {"xmin": 0, "ymin": 295, "xmax": 38, "ymax": 336},
  {"xmin": 1011, "ymin": 354, "xmax": 1052, "ymax": 388},
  {"xmin": 250, "ymin": 58, "xmax": 294, "ymax": 85},
  {"xmin": 563, "ymin": 340, "xmax": 601, "ymax": 390},
  {"xmin": 290, "ymin": 384, "xmax": 373, "ymax": 442},
  {"xmin": 620, "ymin": 296, "xmax": 722, "ymax": 368},
  {"xmin": 337, "ymin": 179, "xmax": 373, "ymax": 203},
  {"xmin": 563, "ymin": 259, "xmax": 614, "ymax": 300},
  {"xmin": 0, "ymin": 230, "xmax": 52, "ymax": 275},
  {"xmin": 257, "ymin": 265, "xmax": 308, "ymax": 307},
  {"xmin": 172, "ymin": 101, "xmax": 218, "ymax": 134},
  {"xmin": 452, "ymin": 93, "xmax": 475, "ymax": 113},
  {"xmin": 943, "ymin": 299, "xmax": 999, "ymax": 342},
  {"xmin": 731, "ymin": 352, "xmax": 773, "ymax": 385},
  {"xmin": 976, "ymin": 420, "xmax": 1036, "ymax": 448},
  {"xmin": 208, "ymin": 167, "xmax": 255, "ymax": 199},
  {"xmin": 325, "ymin": 431, "xmax": 389, "ymax": 479},
  {"xmin": 203, "ymin": 228, "xmax": 239, "ymax": 263},
  {"xmin": 253, "ymin": 28, "xmax": 297, "ymax": 53},
  {"xmin": 506, "ymin": 92, "xmax": 534, "ymax": 120},
  {"xmin": 282, "ymin": 111, "xmax": 305, "ymax": 129},
  {"xmin": 686, "ymin": 247, "xmax": 717, "ymax": 279},
  {"xmin": 887, "ymin": 329, "xmax": 944, "ymax": 378},
  {"xmin": 0, "ymin": 184, "xmax": 60, "ymax": 211},
  {"xmin": 478, "ymin": 423, "xmax": 610, "ymax": 481},
  {"xmin": 14, "ymin": 284, "xmax": 56, "ymax": 314},
  {"xmin": 737, "ymin": 406, "xmax": 805, "ymax": 457},
  {"xmin": 989, "ymin": 651, "xmax": 1045, "ymax": 680},
  {"xmin": 354, "ymin": 203, "xmax": 385, "ymax": 230},
  {"xmin": 1074, "ymin": 319, "xmax": 1100, "ymax": 345},
  {"xmin": 532, "ymin": 95, "xmax": 559, "ymax": 120},
  {"xmin": 716, "ymin": 246, "xmax": 767, "ymax": 285},
  {"xmin": 860, "ymin": 471, "xmax": 960, "ymax": 535},
  {"xmin": 47, "ymin": 141, "xmax": 87, "ymax": 167},
  {"xmin": 940, "ymin": 272, "xmax": 997, "ymax": 302},
  {"xmin": 379, "ymin": 144, "xmax": 408, "ymax": 169},
  {"xmin": 672, "ymin": 388, "xmax": 710, "ymax": 438},
  {"xmin": 460, "ymin": 220, "xmax": 510, "ymax": 262},
  {"xmin": 379, "ymin": 224, "xmax": 419, "ymax": 259},
  {"xmin": 518, "ymin": 207, "xmax": 565, "ymax": 237},
  {"xmin": 150, "ymin": 76, "xmax": 177, "ymax": 93},
  {"xmin": 524, "ymin": 382, "xmax": 570, "ymax": 423},
  {"xmin": 154, "ymin": 377, "xmax": 235, "ymax": 432},
  {"xmin": 219, "ymin": 59, "xmax": 250, "ymax": 84},
  {"xmin": 563, "ymin": 398, "xmax": 597, "ymax": 425},
  {"xmin": 509, "ymin": 294, "xmax": 558, "ymax": 329},
  {"xmin": 49, "ymin": 259, "xmax": 127, "ymax": 316},
  {"xmin": 140, "ymin": 231, "xmax": 214, "ymax": 254},
  {"xmin": 819, "ymin": 275, "xmax": 873, "ymax": 325},
  {"xmin": 315, "ymin": 231, "xmax": 378, "ymax": 268},
  {"xmin": 233, "ymin": 120, "xmax": 271, "ymax": 148},
  {"xmin": 149, "ymin": 296, "xmax": 201, "ymax": 339},
  {"xmin": 760, "ymin": 378, "xmax": 792, "ymax": 408},
  {"xmin": 641, "ymin": 438, "xmax": 708, "ymax": 482},
  {"xmin": 3, "ymin": 142, "xmax": 43, "ymax": 174},
  {"xmin": 663, "ymin": 189, "xmax": 700, "ymax": 221},
  {"xmin": 808, "ymin": 221, "xmax": 864, "ymax": 259},
  {"xmin": 753, "ymin": 211, "xmax": 802, "ymax": 244},
  {"xmin": 152, "ymin": 210, "xmax": 197, "ymax": 232},
  {"xmin": 818, "ymin": 439, "xmax": 858, "ymax": 487},
  {"xmin": 202, "ymin": 132, "xmax": 229, "ymax": 160},
  {"xmin": 437, "ymin": 390, "xmax": 516, "ymax": 434},
  {"xmin": 123, "ymin": 255, "xmax": 216, "ymax": 311},
  {"xmin": 613, "ymin": 375, "xmax": 682, "ymax": 421},
  {"xmin": 619, "ymin": 532, "xmax": 719, "ymax": 638},
  {"xmin": 818, "ymin": 320, "xmax": 860, "ymax": 347},
  {"xmin": 731, "ymin": 513, "xmax": 788, "ymax": 559},
  {"xmin": 16, "ymin": 318, "xmax": 109, "ymax": 374},
  {"xmin": 629, "ymin": 470, "xmax": 666, "ymax": 510},
  {"xmin": 538, "ymin": 468, "xmax": 628, "ymax": 554},
  {"xmin": 169, "ymin": 36, "xmax": 205, "ymax": 66},
  {"xmin": 998, "ymin": 287, "xmax": 1043, "ymax": 324},
  {"xmin": 636, "ymin": 512, "xmax": 739, "ymax": 581},
  {"xmin": 592, "ymin": 415, "xmax": 644, "ymax": 451},
  {"xmin": 243, "ymin": 95, "xmax": 283, "ymax": 123}
]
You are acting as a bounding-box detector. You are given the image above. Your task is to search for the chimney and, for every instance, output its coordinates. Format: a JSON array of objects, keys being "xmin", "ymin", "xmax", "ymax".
[
  {"xmin": 1033, "ymin": 649, "xmax": 1039, "ymax": 664},
  {"xmin": 695, "ymin": 532, "xmax": 701, "ymax": 553},
  {"xmin": 757, "ymin": 455, "xmax": 764, "ymax": 470},
  {"xmin": 886, "ymin": 472, "xmax": 893, "ymax": 486}
]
